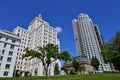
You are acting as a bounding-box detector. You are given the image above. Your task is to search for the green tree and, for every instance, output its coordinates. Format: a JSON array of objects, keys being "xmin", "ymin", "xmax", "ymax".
[
  {"xmin": 101, "ymin": 43, "xmax": 113, "ymax": 63},
  {"xmin": 100, "ymin": 31, "xmax": 120, "ymax": 71},
  {"xmin": 60, "ymin": 51, "xmax": 71, "ymax": 62},
  {"xmin": 91, "ymin": 57, "xmax": 100, "ymax": 71},
  {"xmin": 22, "ymin": 43, "xmax": 71, "ymax": 76},
  {"xmin": 60, "ymin": 51, "xmax": 71, "ymax": 75},
  {"xmin": 54, "ymin": 63, "xmax": 60, "ymax": 75},
  {"xmin": 72, "ymin": 59, "xmax": 83, "ymax": 75},
  {"xmin": 108, "ymin": 31, "xmax": 120, "ymax": 71}
]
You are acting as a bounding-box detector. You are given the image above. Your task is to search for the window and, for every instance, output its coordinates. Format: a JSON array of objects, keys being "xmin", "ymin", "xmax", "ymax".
[
  {"xmin": 12, "ymin": 40, "xmax": 16, "ymax": 43},
  {"xmin": 16, "ymin": 57, "xmax": 18, "ymax": 59},
  {"xmin": 17, "ymin": 53, "xmax": 19, "ymax": 55},
  {"xmin": 20, "ymin": 66, "xmax": 22, "ymax": 69},
  {"xmin": 0, "ymin": 36, "xmax": 2, "ymax": 39},
  {"xmin": 24, "ymin": 63, "xmax": 27, "ymax": 65},
  {"xmin": 25, "ymin": 58, "xmax": 27, "ymax": 61},
  {"xmin": 7, "ymin": 57, "xmax": 12, "ymax": 62},
  {"xmin": 0, "ymin": 56, "xmax": 3, "ymax": 61},
  {"xmin": 17, "ymin": 33, "xmax": 19, "ymax": 37},
  {"xmin": 8, "ymin": 51, "xmax": 13, "ymax": 56},
  {"xmin": 0, "ymin": 63, "xmax": 1, "ymax": 68},
  {"xmin": 18, "ymin": 61, "xmax": 20, "ymax": 64},
  {"xmin": 3, "ymin": 71, "xmax": 9, "ymax": 76},
  {"xmin": 19, "ymin": 57, "xmax": 21, "ymax": 60},
  {"xmin": 4, "ymin": 43, "xmax": 7, "ymax": 48},
  {"xmin": 10, "ymin": 45, "xmax": 14, "ymax": 49},
  {"xmin": 5, "ymin": 64, "xmax": 10, "ymax": 69},
  {"xmin": 2, "ymin": 50, "xmax": 5, "ymax": 54},
  {"xmin": 6, "ymin": 38, "xmax": 8, "ymax": 41}
]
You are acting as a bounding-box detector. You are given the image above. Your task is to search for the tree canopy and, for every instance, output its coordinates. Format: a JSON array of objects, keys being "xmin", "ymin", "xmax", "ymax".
[
  {"xmin": 101, "ymin": 31, "xmax": 120, "ymax": 71},
  {"xmin": 22, "ymin": 43, "xmax": 71, "ymax": 76},
  {"xmin": 72, "ymin": 59, "xmax": 83, "ymax": 75},
  {"xmin": 91, "ymin": 57, "xmax": 100, "ymax": 70},
  {"xmin": 101, "ymin": 43, "xmax": 113, "ymax": 63}
]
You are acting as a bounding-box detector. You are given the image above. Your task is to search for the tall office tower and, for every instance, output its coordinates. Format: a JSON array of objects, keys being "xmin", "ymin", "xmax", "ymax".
[
  {"xmin": 0, "ymin": 29, "xmax": 20, "ymax": 77},
  {"xmin": 28, "ymin": 14, "xmax": 60, "ymax": 76},
  {"xmin": 72, "ymin": 13, "xmax": 104, "ymax": 72},
  {"xmin": 13, "ymin": 26, "xmax": 30, "ymax": 76},
  {"xmin": 13, "ymin": 14, "xmax": 60, "ymax": 76}
]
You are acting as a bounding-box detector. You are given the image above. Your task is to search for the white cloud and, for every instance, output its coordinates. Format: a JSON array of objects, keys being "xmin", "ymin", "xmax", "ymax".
[{"xmin": 55, "ymin": 27, "xmax": 62, "ymax": 33}]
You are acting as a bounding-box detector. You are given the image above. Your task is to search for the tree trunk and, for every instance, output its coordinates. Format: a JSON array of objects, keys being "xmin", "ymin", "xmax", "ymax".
[
  {"xmin": 44, "ymin": 66, "xmax": 48, "ymax": 76},
  {"xmin": 42, "ymin": 62, "xmax": 48, "ymax": 76},
  {"xmin": 42, "ymin": 66, "xmax": 48, "ymax": 76},
  {"xmin": 45, "ymin": 68, "xmax": 48, "ymax": 76}
]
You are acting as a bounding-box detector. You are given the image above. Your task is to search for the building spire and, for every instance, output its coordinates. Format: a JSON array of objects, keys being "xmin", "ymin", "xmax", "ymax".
[{"xmin": 38, "ymin": 14, "xmax": 42, "ymax": 19}]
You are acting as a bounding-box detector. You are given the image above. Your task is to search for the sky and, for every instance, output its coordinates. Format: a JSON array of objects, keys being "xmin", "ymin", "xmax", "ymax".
[{"xmin": 0, "ymin": 0, "xmax": 120, "ymax": 57}]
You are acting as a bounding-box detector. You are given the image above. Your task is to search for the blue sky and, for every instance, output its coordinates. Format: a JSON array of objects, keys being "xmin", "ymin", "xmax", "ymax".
[{"xmin": 0, "ymin": 0, "xmax": 120, "ymax": 57}]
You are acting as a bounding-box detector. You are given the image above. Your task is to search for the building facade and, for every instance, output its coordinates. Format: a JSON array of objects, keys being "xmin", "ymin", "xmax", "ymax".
[
  {"xmin": 72, "ymin": 13, "xmax": 104, "ymax": 72},
  {"xmin": 28, "ymin": 14, "xmax": 60, "ymax": 76},
  {"xmin": 13, "ymin": 14, "xmax": 60, "ymax": 76},
  {"xmin": 0, "ymin": 30, "xmax": 20, "ymax": 77},
  {"xmin": 13, "ymin": 26, "xmax": 30, "ymax": 76}
]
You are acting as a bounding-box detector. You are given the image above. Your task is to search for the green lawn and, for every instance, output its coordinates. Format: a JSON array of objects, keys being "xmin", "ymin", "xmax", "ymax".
[{"xmin": 0, "ymin": 73, "xmax": 120, "ymax": 80}]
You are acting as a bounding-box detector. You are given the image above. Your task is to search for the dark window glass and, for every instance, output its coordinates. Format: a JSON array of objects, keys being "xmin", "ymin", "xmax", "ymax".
[
  {"xmin": 5, "ymin": 64, "xmax": 10, "ymax": 69},
  {"xmin": 0, "ymin": 63, "xmax": 1, "ymax": 67},
  {"xmin": 3, "ymin": 71, "xmax": 9, "ymax": 76},
  {"xmin": 9, "ymin": 51, "xmax": 13, "ymax": 56},
  {"xmin": 6, "ymin": 38, "xmax": 8, "ymax": 41},
  {"xmin": 0, "ymin": 36, "xmax": 2, "ymax": 39},
  {"xmin": 10, "ymin": 45, "xmax": 14, "ymax": 49},
  {"xmin": 12, "ymin": 40, "xmax": 16, "ymax": 43},
  {"xmin": 4, "ymin": 43, "xmax": 7, "ymax": 48},
  {"xmin": 17, "ymin": 33, "xmax": 19, "ymax": 37},
  {"xmin": 0, "ymin": 56, "xmax": 3, "ymax": 61},
  {"xmin": 17, "ymin": 53, "xmax": 19, "ymax": 55},
  {"xmin": 2, "ymin": 50, "xmax": 5, "ymax": 54},
  {"xmin": 7, "ymin": 57, "xmax": 12, "ymax": 62},
  {"xmin": 18, "ymin": 61, "xmax": 20, "ymax": 64}
]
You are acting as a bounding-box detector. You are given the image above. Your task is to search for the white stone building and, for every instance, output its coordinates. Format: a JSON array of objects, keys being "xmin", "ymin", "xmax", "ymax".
[
  {"xmin": 0, "ymin": 29, "xmax": 20, "ymax": 77},
  {"xmin": 28, "ymin": 14, "xmax": 60, "ymax": 76},
  {"xmin": 13, "ymin": 14, "xmax": 60, "ymax": 76},
  {"xmin": 13, "ymin": 26, "xmax": 30, "ymax": 76}
]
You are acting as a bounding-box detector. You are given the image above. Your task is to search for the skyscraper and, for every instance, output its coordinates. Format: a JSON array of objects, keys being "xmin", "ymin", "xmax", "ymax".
[{"xmin": 72, "ymin": 13, "xmax": 104, "ymax": 71}]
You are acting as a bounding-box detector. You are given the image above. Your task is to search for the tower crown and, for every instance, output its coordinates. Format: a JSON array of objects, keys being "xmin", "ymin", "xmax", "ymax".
[{"xmin": 78, "ymin": 13, "xmax": 89, "ymax": 19}]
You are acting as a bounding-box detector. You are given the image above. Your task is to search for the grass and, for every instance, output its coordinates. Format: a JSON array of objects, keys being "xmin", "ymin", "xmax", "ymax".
[{"xmin": 0, "ymin": 73, "xmax": 120, "ymax": 80}]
